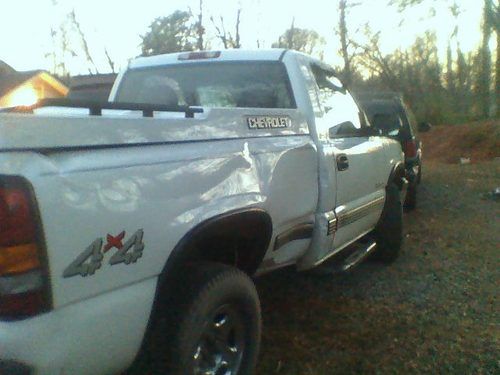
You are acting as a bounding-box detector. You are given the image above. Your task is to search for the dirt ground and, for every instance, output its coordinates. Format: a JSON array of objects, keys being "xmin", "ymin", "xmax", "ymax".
[
  {"xmin": 419, "ymin": 120, "xmax": 500, "ymax": 163},
  {"xmin": 256, "ymin": 160, "xmax": 499, "ymax": 374}
]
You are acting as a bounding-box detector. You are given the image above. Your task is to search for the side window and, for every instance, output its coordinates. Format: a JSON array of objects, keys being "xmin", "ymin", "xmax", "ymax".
[
  {"xmin": 372, "ymin": 112, "xmax": 403, "ymax": 136},
  {"xmin": 311, "ymin": 65, "xmax": 362, "ymax": 138}
]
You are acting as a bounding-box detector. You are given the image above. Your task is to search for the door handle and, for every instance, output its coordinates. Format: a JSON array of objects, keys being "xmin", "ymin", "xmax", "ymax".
[{"xmin": 336, "ymin": 154, "xmax": 349, "ymax": 171}]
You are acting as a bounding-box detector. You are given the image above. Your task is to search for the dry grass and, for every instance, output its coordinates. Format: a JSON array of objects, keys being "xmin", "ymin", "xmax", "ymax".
[
  {"xmin": 256, "ymin": 160, "xmax": 499, "ymax": 374},
  {"xmin": 420, "ymin": 120, "xmax": 500, "ymax": 163}
]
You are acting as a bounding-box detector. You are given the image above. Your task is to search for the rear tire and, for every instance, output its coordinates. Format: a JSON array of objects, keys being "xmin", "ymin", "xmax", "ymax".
[
  {"xmin": 372, "ymin": 183, "xmax": 403, "ymax": 262},
  {"xmin": 404, "ymin": 185, "xmax": 417, "ymax": 210},
  {"xmin": 149, "ymin": 262, "xmax": 261, "ymax": 375},
  {"xmin": 405, "ymin": 164, "xmax": 421, "ymax": 210}
]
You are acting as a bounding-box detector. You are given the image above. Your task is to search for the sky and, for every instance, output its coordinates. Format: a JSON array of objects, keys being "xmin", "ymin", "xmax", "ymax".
[{"xmin": 0, "ymin": 0, "xmax": 484, "ymax": 75}]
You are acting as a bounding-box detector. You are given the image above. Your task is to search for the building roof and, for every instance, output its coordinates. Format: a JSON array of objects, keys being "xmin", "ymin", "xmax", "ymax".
[
  {"xmin": 66, "ymin": 73, "xmax": 118, "ymax": 101},
  {"xmin": 0, "ymin": 67, "xmax": 69, "ymax": 100},
  {"xmin": 0, "ymin": 70, "xmax": 43, "ymax": 97},
  {"xmin": 67, "ymin": 73, "xmax": 117, "ymax": 89},
  {"xmin": 0, "ymin": 60, "xmax": 15, "ymax": 75}
]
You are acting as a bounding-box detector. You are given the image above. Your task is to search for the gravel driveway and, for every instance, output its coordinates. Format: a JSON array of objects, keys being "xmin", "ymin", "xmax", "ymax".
[{"xmin": 256, "ymin": 161, "xmax": 499, "ymax": 374}]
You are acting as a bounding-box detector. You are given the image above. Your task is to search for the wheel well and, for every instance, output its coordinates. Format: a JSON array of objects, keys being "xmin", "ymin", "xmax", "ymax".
[{"xmin": 160, "ymin": 208, "xmax": 272, "ymax": 282}]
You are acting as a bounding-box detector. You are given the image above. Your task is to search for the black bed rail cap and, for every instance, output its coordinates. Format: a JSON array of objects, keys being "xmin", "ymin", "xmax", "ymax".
[{"xmin": 0, "ymin": 98, "xmax": 204, "ymax": 118}]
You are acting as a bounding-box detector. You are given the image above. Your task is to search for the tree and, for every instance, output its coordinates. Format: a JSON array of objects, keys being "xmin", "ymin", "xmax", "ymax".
[
  {"xmin": 194, "ymin": 0, "xmax": 206, "ymax": 50},
  {"xmin": 272, "ymin": 20, "xmax": 325, "ymax": 56},
  {"xmin": 388, "ymin": 0, "xmax": 426, "ymax": 11},
  {"xmin": 104, "ymin": 48, "xmax": 116, "ymax": 73},
  {"xmin": 141, "ymin": 11, "xmax": 196, "ymax": 56},
  {"xmin": 351, "ymin": 29, "xmax": 401, "ymax": 93},
  {"xmin": 389, "ymin": 0, "xmax": 499, "ymax": 120},
  {"xmin": 68, "ymin": 10, "xmax": 99, "ymax": 74},
  {"xmin": 46, "ymin": 5, "xmax": 121, "ymax": 75},
  {"xmin": 480, "ymin": 0, "xmax": 499, "ymax": 117},
  {"xmin": 478, "ymin": 0, "xmax": 494, "ymax": 118},
  {"xmin": 337, "ymin": 0, "xmax": 360, "ymax": 87},
  {"xmin": 45, "ymin": 8, "xmax": 104, "ymax": 76},
  {"xmin": 210, "ymin": 8, "xmax": 242, "ymax": 49},
  {"xmin": 455, "ymin": 48, "xmax": 474, "ymax": 120},
  {"xmin": 354, "ymin": 29, "xmax": 450, "ymax": 123}
]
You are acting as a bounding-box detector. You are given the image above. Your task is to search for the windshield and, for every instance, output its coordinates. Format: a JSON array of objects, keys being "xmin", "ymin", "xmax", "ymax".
[{"xmin": 115, "ymin": 61, "xmax": 295, "ymax": 109}]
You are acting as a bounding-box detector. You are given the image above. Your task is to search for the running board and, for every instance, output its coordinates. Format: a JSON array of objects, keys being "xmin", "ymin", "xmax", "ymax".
[
  {"xmin": 313, "ymin": 240, "xmax": 377, "ymax": 275},
  {"xmin": 340, "ymin": 241, "xmax": 377, "ymax": 272}
]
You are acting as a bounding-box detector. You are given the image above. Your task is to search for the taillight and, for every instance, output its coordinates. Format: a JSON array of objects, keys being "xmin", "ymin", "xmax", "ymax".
[
  {"xmin": 403, "ymin": 139, "xmax": 418, "ymax": 158},
  {"xmin": 0, "ymin": 177, "xmax": 50, "ymax": 320}
]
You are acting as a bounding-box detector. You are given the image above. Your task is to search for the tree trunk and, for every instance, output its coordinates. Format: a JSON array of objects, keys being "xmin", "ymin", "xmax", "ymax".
[
  {"xmin": 234, "ymin": 8, "xmax": 241, "ymax": 48},
  {"xmin": 287, "ymin": 18, "xmax": 295, "ymax": 50},
  {"xmin": 496, "ymin": 26, "xmax": 499, "ymax": 117},
  {"xmin": 339, "ymin": 0, "xmax": 352, "ymax": 86},
  {"xmin": 480, "ymin": 0, "xmax": 493, "ymax": 118},
  {"xmin": 196, "ymin": 0, "xmax": 204, "ymax": 50}
]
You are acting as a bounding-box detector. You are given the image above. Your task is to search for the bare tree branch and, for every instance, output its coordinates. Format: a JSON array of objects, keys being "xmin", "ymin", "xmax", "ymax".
[
  {"xmin": 68, "ymin": 9, "xmax": 99, "ymax": 74},
  {"xmin": 210, "ymin": 8, "xmax": 242, "ymax": 49},
  {"xmin": 211, "ymin": 15, "xmax": 229, "ymax": 48},
  {"xmin": 104, "ymin": 48, "xmax": 115, "ymax": 73},
  {"xmin": 234, "ymin": 8, "xmax": 241, "ymax": 48}
]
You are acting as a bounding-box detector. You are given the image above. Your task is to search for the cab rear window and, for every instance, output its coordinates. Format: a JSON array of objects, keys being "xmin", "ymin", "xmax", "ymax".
[{"xmin": 116, "ymin": 62, "xmax": 295, "ymax": 109}]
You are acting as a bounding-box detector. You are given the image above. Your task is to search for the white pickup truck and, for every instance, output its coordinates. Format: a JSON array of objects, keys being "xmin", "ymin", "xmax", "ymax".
[{"xmin": 0, "ymin": 49, "xmax": 406, "ymax": 375}]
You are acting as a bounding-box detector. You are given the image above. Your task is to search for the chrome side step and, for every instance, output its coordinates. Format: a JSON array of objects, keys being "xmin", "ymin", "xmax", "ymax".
[
  {"xmin": 313, "ymin": 239, "xmax": 377, "ymax": 275},
  {"xmin": 340, "ymin": 241, "xmax": 376, "ymax": 272}
]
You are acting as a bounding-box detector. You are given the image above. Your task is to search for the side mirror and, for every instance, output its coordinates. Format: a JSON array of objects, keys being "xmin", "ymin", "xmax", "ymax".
[
  {"xmin": 360, "ymin": 126, "xmax": 380, "ymax": 137},
  {"xmin": 329, "ymin": 121, "xmax": 358, "ymax": 138},
  {"xmin": 328, "ymin": 76, "xmax": 345, "ymax": 93},
  {"xmin": 418, "ymin": 122, "xmax": 432, "ymax": 132}
]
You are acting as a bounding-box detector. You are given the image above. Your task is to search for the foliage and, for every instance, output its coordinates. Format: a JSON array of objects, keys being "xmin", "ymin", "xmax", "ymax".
[
  {"xmin": 272, "ymin": 22, "xmax": 325, "ymax": 57},
  {"xmin": 45, "ymin": 0, "xmax": 497, "ymax": 125},
  {"xmin": 68, "ymin": 10, "xmax": 100, "ymax": 74},
  {"xmin": 45, "ymin": 8, "xmax": 105, "ymax": 76},
  {"xmin": 337, "ymin": 0, "xmax": 359, "ymax": 86},
  {"xmin": 210, "ymin": 8, "xmax": 242, "ymax": 49},
  {"xmin": 350, "ymin": 0, "xmax": 499, "ymax": 124},
  {"xmin": 141, "ymin": 11, "xmax": 196, "ymax": 56},
  {"xmin": 352, "ymin": 29, "xmax": 488, "ymax": 124}
]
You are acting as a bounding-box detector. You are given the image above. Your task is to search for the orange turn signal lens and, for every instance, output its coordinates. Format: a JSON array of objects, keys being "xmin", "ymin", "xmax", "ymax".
[{"xmin": 0, "ymin": 243, "xmax": 40, "ymax": 276}]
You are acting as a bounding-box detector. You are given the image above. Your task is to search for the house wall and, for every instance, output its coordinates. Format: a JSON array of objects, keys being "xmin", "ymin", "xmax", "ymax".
[{"xmin": 0, "ymin": 76, "xmax": 66, "ymax": 107}]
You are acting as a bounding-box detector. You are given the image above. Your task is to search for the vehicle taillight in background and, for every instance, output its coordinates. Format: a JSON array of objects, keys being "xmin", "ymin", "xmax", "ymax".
[
  {"xmin": 0, "ymin": 177, "xmax": 50, "ymax": 320},
  {"xmin": 403, "ymin": 139, "xmax": 418, "ymax": 158}
]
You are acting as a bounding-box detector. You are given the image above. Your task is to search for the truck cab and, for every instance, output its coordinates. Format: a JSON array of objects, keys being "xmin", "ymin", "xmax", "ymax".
[{"xmin": 260, "ymin": 51, "xmax": 404, "ymax": 271}]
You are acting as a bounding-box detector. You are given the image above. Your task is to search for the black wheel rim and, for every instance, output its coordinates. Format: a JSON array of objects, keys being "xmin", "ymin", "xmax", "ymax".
[{"xmin": 192, "ymin": 304, "xmax": 246, "ymax": 375}]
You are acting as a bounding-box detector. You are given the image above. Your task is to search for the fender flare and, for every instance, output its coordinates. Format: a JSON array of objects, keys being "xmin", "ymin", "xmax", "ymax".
[
  {"xmin": 388, "ymin": 161, "xmax": 407, "ymax": 190},
  {"xmin": 159, "ymin": 207, "xmax": 273, "ymax": 282}
]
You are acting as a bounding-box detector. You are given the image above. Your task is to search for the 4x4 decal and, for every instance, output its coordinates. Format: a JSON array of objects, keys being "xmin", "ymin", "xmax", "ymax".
[{"xmin": 62, "ymin": 229, "xmax": 144, "ymax": 278}]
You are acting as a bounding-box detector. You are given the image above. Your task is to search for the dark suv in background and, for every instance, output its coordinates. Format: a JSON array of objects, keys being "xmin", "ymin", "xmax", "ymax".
[{"xmin": 355, "ymin": 92, "xmax": 430, "ymax": 209}]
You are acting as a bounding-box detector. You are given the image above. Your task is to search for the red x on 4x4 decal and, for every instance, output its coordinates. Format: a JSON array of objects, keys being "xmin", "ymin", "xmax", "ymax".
[{"xmin": 104, "ymin": 231, "xmax": 125, "ymax": 252}]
